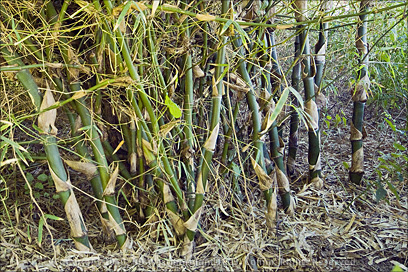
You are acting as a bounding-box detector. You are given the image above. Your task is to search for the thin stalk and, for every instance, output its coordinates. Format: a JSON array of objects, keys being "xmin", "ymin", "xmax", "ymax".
[
  {"xmin": 141, "ymin": 2, "xmax": 407, "ymax": 30},
  {"xmin": 233, "ymin": 35, "xmax": 275, "ymax": 225},
  {"xmin": 314, "ymin": 1, "xmax": 331, "ymax": 88},
  {"xmin": 180, "ymin": 9, "xmax": 196, "ymax": 216}
]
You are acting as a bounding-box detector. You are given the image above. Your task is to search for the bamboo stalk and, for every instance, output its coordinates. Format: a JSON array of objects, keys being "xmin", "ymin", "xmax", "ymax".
[
  {"xmin": 183, "ymin": 0, "xmax": 230, "ymax": 258},
  {"xmin": 294, "ymin": 0, "xmax": 323, "ymax": 189},
  {"xmin": 46, "ymin": 1, "xmax": 129, "ymax": 248},
  {"xmin": 0, "ymin": 46, "xmax": 93, "ymax": 251},
  {"xmin": 349, "ymin": 0, "xmax": 370, "ymax": 184},
  {"xmin": 264, "ymin": 31, "xmax": 294, "ymax": 214},
  {"xmin": 180, "ymin": 9, "xmax": 196, "ymax": 216},
  {"xmin": 287, "ymin": 29, "xmax": 301, "ymax": 178}
]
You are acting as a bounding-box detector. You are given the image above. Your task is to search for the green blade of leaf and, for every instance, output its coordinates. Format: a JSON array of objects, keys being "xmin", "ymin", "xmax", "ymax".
[{"xmin": 165, "ymin": 95, "xmax": 182, "ymax": 118}]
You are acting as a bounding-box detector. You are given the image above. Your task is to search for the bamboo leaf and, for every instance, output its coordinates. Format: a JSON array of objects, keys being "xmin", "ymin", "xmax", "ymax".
[
  {"xmin": 165, "ymin": 94, "xmax": 182, "ymax": 118},
  {"xmin": 393, "ymin": 142, "xmax": 406, "ymax": 151},
  {"xmin": 232, "ymin": 21, "xmax": 250, "ymax": 50},
  {"xmin": 0, "ymin": 136, "xmax": 28, "ymax": 152},
  {"xmin": 260, "ymin": 87, "xmax": 290, "ymax": 135},
  {"xmin": 114, "ymin": 1, "xmax": 132, "ymax": 31},
  {"xmin": 220, "ymin": 20, "xmax": 233, "ymax": 36},
  {"xmin": 385, "ymin": 180, "xmax": 400, "ymax": 201},
  {"xmin": 376, "ymin": 185, "xmax": 387, "ymax": 202},
  {"xmin": 288, "ymin": 86, "xmax": 304, "ymax": 108},
  {"xmin": 44, "ymin": 214, "xmax": 63, "ymax": 220}
]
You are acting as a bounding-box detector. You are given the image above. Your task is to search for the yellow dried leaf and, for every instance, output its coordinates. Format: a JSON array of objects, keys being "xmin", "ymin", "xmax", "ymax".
[
  {"xmin": 159, "ymin": 120, "xmax": 180, "ymax": 138},
  {"xmin": 276, "ymin": 24, "xmax": 294, "ymax": 30},
  {"xmin": 196, "ymin": 14, "xmax": 216, "ymax": 21},
  {"xmin": 192, "ymin": 65, "xmax": 205, "ymax": 78},
  {"xmin": 72, "ymin": 90, "xmax": 87, "ymax": 100},
  {"xmin": 163, "ymin": 183, "xmax": 175, "ymax": 204},
  {"xmin": 166, "ymin": 208, "xmax": 185, "ymax": 236},
  {"xmin": 251, "ymin": 157, "xmax": 273, "ymax": 191}
]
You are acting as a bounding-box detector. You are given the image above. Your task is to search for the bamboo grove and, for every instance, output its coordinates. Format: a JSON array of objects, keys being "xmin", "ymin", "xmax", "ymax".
[{"xmin": 0, "ymin": 0, "xmax": 406, "ymax": 256}]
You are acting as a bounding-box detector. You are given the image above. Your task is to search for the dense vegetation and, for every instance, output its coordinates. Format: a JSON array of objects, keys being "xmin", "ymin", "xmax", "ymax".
[{"xmin": 0, "ymin": 0, "xmax": 407, "ymax": 270}]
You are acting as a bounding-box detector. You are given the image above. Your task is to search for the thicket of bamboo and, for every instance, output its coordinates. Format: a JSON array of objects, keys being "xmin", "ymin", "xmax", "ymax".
[{"xmin": 0, "ymin": 0, "xmax": 406, "ymax": 258}]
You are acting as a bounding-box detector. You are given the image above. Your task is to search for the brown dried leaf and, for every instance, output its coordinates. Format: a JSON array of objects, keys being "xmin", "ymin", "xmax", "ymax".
[
  {"xmin": 184, "ymin": 207, "xmax": 202, "ymax": 231},
  {"xmin": 193, "ymin": 65, "xmax": 205, "ymax": 78},
  {"xmin": 251, "ymin": 157, "xmax": 273, "ymax": 191},
  {"xmin": 103, "ymin": 164, "xmax": 119, "ymax": 197},
  {"xmin": 38, "ymin": 87, "xmax": 58, "ymax": 135},
  {"xmin": 203, "ymin": 123, "xmax": 219, "ymax": 152},
  {"xmin": 64, "ymin": 160, "xmax": 97, "ymax": 180}
]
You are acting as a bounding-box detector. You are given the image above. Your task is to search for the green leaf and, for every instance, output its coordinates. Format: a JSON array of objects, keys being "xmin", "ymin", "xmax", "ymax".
[
  {"xmin": 325, "ymin": 120, "xmax": 330, "ymax": 129},
  {"xmin": 0, "ymin": 136, "xmax": 28, "ymax": 152},
  {"xmin": 34, "ymin": 182, "xmax": 44, "ymax": 190},
  {"xmin": 231, "ymin": 162, "xmax": 241, "ymax": 178},
  {"xmin": 342, "ymin": 161, "xmax": 350, "ymax": 169},
  {"xmin": 44, "ymin": 214, "xmax": 63, "ymax": 221},
  {"xmin": 232, "ymin": 21, "xmax": 250, "ymax": 51},
  {"xmin": 26, "ymin": 172, "xmax": 34, "ymax": 183},
  {"xmin": 38, "ymin": 217, "xmax": 44, "ymax": 246},
  {"xmin": 393, "ymin": 142, "xmax": 406, "ymax": 151},
  {"xmin": 165, "ymin": 95, "xmax": 182, "ymax": 118},
  {"xmin": 385, "ymin": 180, "xmax": 400, "ymax": 201},
  {"xmin": 375, "ymin": 185, "xmax": 387, "ymax": 202},
  {"xmin": 52, "ymin": 194, "xmax": 60, "ymax": 200},
  {"xmin": 385, "ymin": 119, "xmax": 396, "ymax": 131},
  {"xmin": 113, "ymin": 1, "xmax": 132, "ymax": 31},
  {"xmin": 37, "ymin": 173, "xmax": 48, "ymax": 182},
  {"xmin": 271, "ymin": 87, "xmax": 290, "ymax": 124},
  {"xmin": 0, "ymin": 123, "xmax": 11, "ymax": 132},
  {"xmin": 15, "ymin": 148, "xmax": 28, "ymax": 166},
  {"xmin": 220, "ymin": 19, "xmax": 233, "ymax": 36},
  {"xmin": 37, "ymin": 214, "xmax": 63, "ymax": 246},
  {"xmin": 288, "ymin": 86, "xmax": 304, "ymax": 108},
  {"xmin": 391, "ymin": 264, "xmax": 404, "ymax": 272}
]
